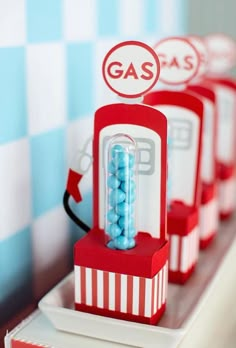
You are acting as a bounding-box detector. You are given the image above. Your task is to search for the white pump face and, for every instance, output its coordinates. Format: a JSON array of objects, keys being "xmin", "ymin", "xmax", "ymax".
[
  {"xmin": 215, "ymin": 85, "xmax": 236, "ymax": 165},
  {"xmin": 157, "ymin": 105, "xmax": 200, "ymax": 206},
  {"xmin": 200, "ymin": 97, "xmax": 215, "ymax": 183},
  {"xmin": 99, "ymin": 124, "xmax": 162, "ymax": 239}
]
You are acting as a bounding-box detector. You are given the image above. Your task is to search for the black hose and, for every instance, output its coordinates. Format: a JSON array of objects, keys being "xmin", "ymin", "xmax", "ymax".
[{"xmin": 63, "ymin": 190, "xmax": 90, "ymax": 233}]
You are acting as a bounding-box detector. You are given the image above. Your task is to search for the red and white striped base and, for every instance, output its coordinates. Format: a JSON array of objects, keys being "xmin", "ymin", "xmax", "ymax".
[
  {"xmin": 219, "ymin": 176, "xmax": 236, "ymax": 220},
  {"xmin": 169, "ymin": 226, "xmax": 199, "ymax": 284},
  {"xmin": 200, "ymin": 197, "xmax": 218, "ymax": 249},
  {"xmin": 74, "ymin": 262, "xmax": 168, "ymax": 325}
]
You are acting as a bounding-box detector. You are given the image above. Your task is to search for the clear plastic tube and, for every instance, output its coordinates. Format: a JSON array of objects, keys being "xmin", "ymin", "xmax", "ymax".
[{"xmin": 104, "ymin": 134, "xmax": 138, "ymax": 250}]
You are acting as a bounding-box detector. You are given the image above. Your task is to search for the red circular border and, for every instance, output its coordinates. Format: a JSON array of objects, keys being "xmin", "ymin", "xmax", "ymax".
[
  {"xmin": 102, "ymin": 41, "xmax": 160, "ymax": 98},
  {"xmin": 186, "ymin": 35, "xmax": 208, "ymax": 78},
  {"xmin": 204, "ymin": 33, "xmax": 236, "ymax": 61},
  {"xmin": 154, "ymin": 36, "xmax": 201, "ymax": 86}
]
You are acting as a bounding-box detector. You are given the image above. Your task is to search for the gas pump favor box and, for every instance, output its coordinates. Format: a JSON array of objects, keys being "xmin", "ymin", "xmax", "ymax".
[
  {"xmin": 186, "ymin": 36, "xmax": 219, "ymax": 249},
  {"xmin": 65, "ymin": 41, "xmax": 169, "ymax": 325},
  {"xmin": 188, "ymin": 84, "xmax": 218, "ymax": 249},
  {"xmin": 144, "ymin": 37, "xmax": 204, "ymax": 284},
  {"xmin": 204, "ymin": 34, "xmax": 236, "ymax": 220}
]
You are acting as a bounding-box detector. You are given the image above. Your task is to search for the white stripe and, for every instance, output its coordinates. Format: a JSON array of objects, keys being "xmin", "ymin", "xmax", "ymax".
[
  {"xmin": 219, "ymin": 176, "xmax": 236, "ymax": 213},
  {"xmin": 120, "ymin": 274, "xmax": 127, "ymax": 313},
  {"xmin": 109, "ymin": 272, "xmax": 115, "ymax": 311},
  {"xmin": 180, "ymin": 236, "xmax": 189, "ymax": 272},
  {"xmin": 144, "ymin": 278, "xmax": 152, "ymax": 317},
  {"xmin": 194, "ymin": 227, "xmax": 200, "ymax": 263},
  {"xmin": 200, "ymin": 198, "xmax": 218, "ymax": 241},
  {"xmin": 212, "ymin": 198, "xmax": 219, "ymax": 232},
  {"xmin": 74, "ymin": 266, "xmax": 81, "ymax": 303},
  {"xmin": 85, "ymin": 268, "xmax": 92, "ymax": 305},
  {"xmin": 200, "ymin": 204, "xmax": 208, "ymax": 239},
  {"xmin": 162, "ymin": 265, "xmax": 167, "ymax": 305},
  {"xmin": 97, "ymin": 270, "xmax": 103, "ymax": 308},
  {"xmin": 132, "ymin": 276, "xmax": 139, "ymax": 315},
  {"xmin": 158, "ymin": 269, "xmax": 162, "ymax": 309},
  {"xmin": 192, "ymin": 230, "xmax": 196, "ymax": 266},
  {"xmin": 153, "ymin": 273, "xmax": 158, "ymax": 314},
  {"xmin": 193, "ymin": 229, "xmax": 197, "ymax": 265},
  {"xmin": 170, "ymin": 235, "xmax": 179, "ymax": 271},
  {"xmin": 188, "ymin": 232, "xmax": 192, "ymax": 269},
  {"xmin": 165, "ymin": 262, "xmax": 168, "ymax": 300}
]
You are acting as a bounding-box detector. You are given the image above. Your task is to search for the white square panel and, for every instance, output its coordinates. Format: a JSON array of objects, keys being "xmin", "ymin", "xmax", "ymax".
[
  {"xmin": 27, "ymin": 43, "xmax": 66, "ymax": 136},
  {"xmin": 0, "ymin": 138, "xmax": 31, "ymax": 241},
  {"xmin": 66, "ymin": 117, "xmax": 93, "ymax": 194},
  {"xmin": 119, "ymin": 0, "xmax": 144, "ymax": 37},
  {"xmin": 64, "ymin": 0, "xmax": 96, "ymax": 41},
  {"xmin": 0, "ymin": 0, "xmax": 26, "ymax": 47},
  {"xmin": 32, "ymin": 206, "xmax": 70, "ymax": 299}
]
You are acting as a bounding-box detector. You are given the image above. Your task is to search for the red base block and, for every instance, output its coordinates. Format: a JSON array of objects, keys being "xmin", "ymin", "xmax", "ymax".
[
  {"xmin": 75, "ymin": 302, "xmax": 166, "ymax": 326},
  {"xmin": 218, "ymin": 163, "xmax": 236, "ymax": 220},
  {"xmin": 168, "ymin": 263, "xmax": 196, "ymax": 285},
  {"xmin": 74, "ymin": 229, "xmax": 168, "ymax": 325},
  {"xmin": 200, "ymin": 232, "xmax": 216, "ymax": 250},
  {"xmin": 168, "ymin": 202, "xmax": 199, "ymax": 284},
  {"xmin": 199, "ymin": 182, "xmax": 218, "ymax": 250}
]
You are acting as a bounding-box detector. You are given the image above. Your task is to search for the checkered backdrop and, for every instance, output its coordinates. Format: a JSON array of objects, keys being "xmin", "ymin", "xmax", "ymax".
[{"xmin": 0, "ymin": 0, "xmax": 186, "ymax": 324}]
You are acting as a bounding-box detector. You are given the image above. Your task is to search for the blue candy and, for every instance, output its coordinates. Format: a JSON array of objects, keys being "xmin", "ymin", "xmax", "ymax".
[
  {"xmin": 107, "ymin": 175, "xmax": 120, "ymax": 189},
  {"xmin": 115, "ymin": 202, "xmax": 129, "ymax": 216},
  {"xmin": 114, "ymin": 152, "xmax": 129, "ymax": 169},
  {"xmin": 120, "ymin": 179, "xmax": 135, "ymax": 192},
  {"xmin": 117, "ymin": 168, "xmax": 132, "ymax": 181},
  {"xmin": 127, "ymin": 238, "xmax": 135, "ymax": 249},
  {"xmin": 109, "ymin": 189, "xmax": 125, "ymax": 206},
  {"xmin": 107, "ymin": 223, "xmax": 122, "ymax": 238},
  {"xmin": 111, "ymin": 144, "xmax": 124, "ymax": 158},
  {"xmin": 107, "ymin": 240, "xmax": 116, "ymax": 249},
  {"xmin": 114, "ymin": 235, "xmax": 129, "ymax": 250},
  {"xmin": 118, "ymin": 216, "xmax": 134, "ymax": 230},
  {"xmin": 126, "ymin": 189, "xmax": 136, "ymax": 204},
  {"xmin": 128, "ymin": 153, "xmax": 135, "ymax": 168},
  {"xmin": 124, "ymin": 226, "xmax": 136, "ymax": 238},
  {"xmin": 108, "ymin": 161, "xmax": 116, "ymax": 174},
  {"xmin": 107, "ymin": 209, "xmax": 119, "ymax": 223},
  {"xmin": 106, "ymin": 144, "xmax": 137, "ymax": 251}
]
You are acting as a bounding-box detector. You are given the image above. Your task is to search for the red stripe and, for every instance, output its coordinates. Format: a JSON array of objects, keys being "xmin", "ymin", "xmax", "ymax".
[
  {"xmin": 127, "ymin": 275, "xmax": 133, "ymax": 314},
  {"xmin": 92, "ymin": 268, "xmax": 97, "ymax": 307},
  {"xmin": 103, "ymin": 271, "xmax": 109, "ymax": 309},
  {"xmin": 139, "ymin": 277, "xmax": 146, "ymax": 317},
  {"xmin": 115, "ymin": 273, "xmax": 121, "ymax": 312},
  {"xmin": 80, "ymin": 266, "xmax": 86, "ymax": 304},
  {"xmin": 151, "ymin": 276, "xmax": 155, "ymax": 316}
]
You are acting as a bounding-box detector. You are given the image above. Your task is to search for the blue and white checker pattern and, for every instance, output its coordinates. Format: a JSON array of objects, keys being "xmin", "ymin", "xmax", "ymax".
[{"xmin": 0, "ymin": 0, "xmax": 186, "ymax": 324}]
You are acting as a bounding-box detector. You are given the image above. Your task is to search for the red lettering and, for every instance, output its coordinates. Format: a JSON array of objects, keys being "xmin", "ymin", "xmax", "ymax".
[
  {"xmin": 107, "ymin": 61, "xmax": 123, "ymax": 78},
  {"xmin": 123, "ymin": 63, "xmax": 138, "ymax": 79},
  {"xmin": 170, "ymin": 57, "xmax": 180, "ymax": 68},
  {"xmin": 140, "ymin": 62, "xmax": 154, "ymax": 80},
  {"xmin": 184, "ymin": 56, "xmax": 194, "ymax": 70},
  {"xmin": 158, "ymin": 54, "xmax": 168, "ymax": 68}
]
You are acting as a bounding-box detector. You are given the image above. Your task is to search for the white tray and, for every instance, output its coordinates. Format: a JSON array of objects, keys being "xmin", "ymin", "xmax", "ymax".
[{"xmin": 39, "ymin": 217, "xmax": 236, "ymax": 348}]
